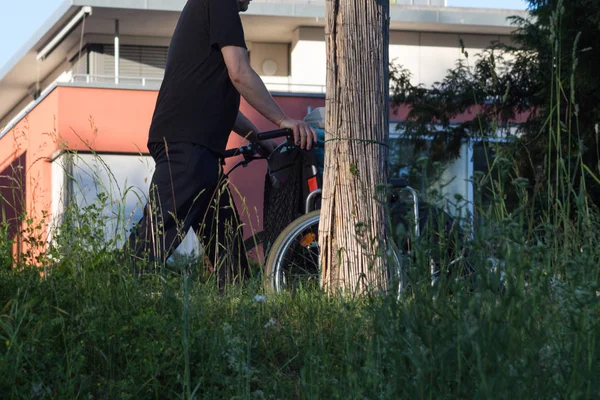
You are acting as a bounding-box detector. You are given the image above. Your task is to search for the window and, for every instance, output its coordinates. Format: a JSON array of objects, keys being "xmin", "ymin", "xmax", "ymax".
[
  {"xmin": 103, "ymin": 45, "xmax": 168, "ymax": 80},
  {"xmin": 389, "ymin": 135, "xmax": 472, "ymax": 219}
]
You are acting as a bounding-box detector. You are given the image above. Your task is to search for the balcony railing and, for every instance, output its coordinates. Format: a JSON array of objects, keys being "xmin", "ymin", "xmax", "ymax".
[
  {"xmin": 68, "ymin": 74, "xmax": 326, "ymax": 94},
  {"xmin": 264, "ymin": 81, "xmax": 326, "ymax": 94},
  {"xmin": 69, "ymin": 74, "xmax": 163, "ymax": 87}
]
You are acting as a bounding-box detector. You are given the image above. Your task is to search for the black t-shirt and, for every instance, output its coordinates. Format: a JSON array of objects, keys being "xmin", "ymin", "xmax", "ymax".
[{"xmin": 147, "ymin": 0, "xmax": 246, "ymax": 154}]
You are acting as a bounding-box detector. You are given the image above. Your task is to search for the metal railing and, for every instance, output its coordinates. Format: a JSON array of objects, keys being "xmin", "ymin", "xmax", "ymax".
[
  {"xmin": 69, "ymin": 74, "xmax": 163, "ymax": 87},
  {"xmin": 264, "ymin": 81, "xmax": 326, "ymax": 94},
  {"xmin": 68, "ymin": 73, "xmax": 326, "ymax": 94}
]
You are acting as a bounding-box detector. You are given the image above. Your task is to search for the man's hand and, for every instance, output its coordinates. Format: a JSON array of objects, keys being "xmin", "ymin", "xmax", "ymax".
[{"xmin": 278, "ymin": 118, "xmax": 317, "ymax": 150}]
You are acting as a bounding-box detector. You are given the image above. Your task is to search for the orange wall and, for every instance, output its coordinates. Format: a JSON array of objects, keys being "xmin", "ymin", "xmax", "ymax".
[
  {"xmin": 0, "ymin": 90, "xmax": 61, "ymax": 261},
  {"xmin": 391, "ymin": 102, "xmax": 530, "ymax": 124},
  {"xmin": 57, "ymin": 87, "xmax": 157, "ymax": 153}
]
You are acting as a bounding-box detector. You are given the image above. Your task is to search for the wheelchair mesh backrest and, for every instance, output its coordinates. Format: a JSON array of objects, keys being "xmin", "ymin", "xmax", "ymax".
[{"xmin": 262, "ymin": 145, "xmax": 304, "ymax": 249}]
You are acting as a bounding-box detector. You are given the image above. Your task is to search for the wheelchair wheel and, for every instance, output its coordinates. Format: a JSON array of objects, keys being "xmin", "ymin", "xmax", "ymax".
[
  {"xmin": 264, "ymin": 210, "xmax": 407, "ymax": 298},
  {"xmin": 264, "ymin": 211, "xmax": 321, "ymax": 294}
]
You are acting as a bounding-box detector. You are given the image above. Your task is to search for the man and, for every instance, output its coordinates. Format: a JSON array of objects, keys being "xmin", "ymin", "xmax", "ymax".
[{"xmin": 128, "ymin": 0, "xmax": 316, "ymax": 284}]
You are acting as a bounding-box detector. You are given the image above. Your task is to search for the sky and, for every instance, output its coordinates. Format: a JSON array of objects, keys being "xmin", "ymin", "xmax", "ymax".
[{"xmin": 0, "ymin": 0, "xmax": 529, "ymax": 73}]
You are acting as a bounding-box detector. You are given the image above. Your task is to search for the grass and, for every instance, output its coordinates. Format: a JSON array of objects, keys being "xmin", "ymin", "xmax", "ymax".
[
  {"xmin": 0, "ymin": 200, "xmax": 598, "ymax": 399},
  {"xmin": 1, "ymin": 146, "xmax": 599, "ymax": 400}
]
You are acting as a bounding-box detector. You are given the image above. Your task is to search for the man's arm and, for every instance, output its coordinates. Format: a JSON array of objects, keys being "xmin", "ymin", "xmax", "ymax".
[
  {"xmin": 232, "ymin": 111, "xmax": 260, "ymax": 142},
  {"xmin": 233, "ymin": 111, "xmax": 278, "ymax": 154},
  {"xmin": 222, "ymin": 46, "xmax": 316, "ymax": 150}
]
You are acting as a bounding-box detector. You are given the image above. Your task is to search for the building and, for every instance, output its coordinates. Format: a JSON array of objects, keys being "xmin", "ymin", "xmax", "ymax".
[{"xmin": 0, "ymin": 0, "xmax": 527, "ymax": 260}]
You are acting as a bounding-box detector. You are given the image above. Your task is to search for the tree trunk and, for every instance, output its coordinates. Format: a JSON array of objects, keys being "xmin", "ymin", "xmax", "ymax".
[{"xmin": 319, "ymin": 0, "xmax": 390, "ymax": 294}]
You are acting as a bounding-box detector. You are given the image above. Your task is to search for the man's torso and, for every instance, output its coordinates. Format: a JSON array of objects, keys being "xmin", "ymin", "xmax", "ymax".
[{"xmin": 148, "ymin": 0, "xmax": 246, "ymax": 154}]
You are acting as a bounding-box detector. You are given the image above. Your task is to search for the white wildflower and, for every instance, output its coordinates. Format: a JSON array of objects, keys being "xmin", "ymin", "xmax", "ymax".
[
  {"xmin": 253, "ymin": 294, "xmax": 266, "ymax": 303},
  {"xmin": 264, "ymin": 317, "xmax": 276, "ymax": 328}
]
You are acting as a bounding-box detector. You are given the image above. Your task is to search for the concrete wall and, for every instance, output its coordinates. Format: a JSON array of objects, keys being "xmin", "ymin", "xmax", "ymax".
[
  {"xmin": 249, "ymin": 42, "xmax": 290, "ymax": 77},
  {"xmin": 290, "ymin": 27, "xmax": 327, "ymax": 91},
  {"xmin": 291, "ymin": 27, "xmax": 512, "ymax": 88}
]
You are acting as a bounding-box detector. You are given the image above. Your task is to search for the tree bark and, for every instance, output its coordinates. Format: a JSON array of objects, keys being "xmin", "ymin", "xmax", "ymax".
[{"xmin": 320, "ymin": 0, "xmax": 390, "ymax": 294}]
